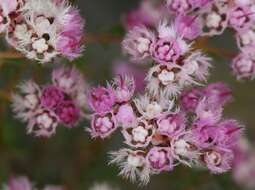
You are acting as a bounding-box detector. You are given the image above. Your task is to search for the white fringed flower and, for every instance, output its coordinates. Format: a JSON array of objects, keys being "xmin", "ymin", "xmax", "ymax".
[
  {"xmin": 133, "ymin": 93, "xmax": 175, "ymax": 119},
  {"xmin": 109, "ymin": 149, "xmax": 151, "ymax": 185},
  {"xmin": 6, "ymin": 0, "xmax": 84, "ymax": 63},
  {"xmin": 12, "ymin": 80, "xmax": 41, "ymax": 122}
]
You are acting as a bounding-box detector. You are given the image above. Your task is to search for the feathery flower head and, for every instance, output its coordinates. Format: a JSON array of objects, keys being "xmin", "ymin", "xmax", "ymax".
[
  {"xmin": 146, "ymin": 147, "xmax": 174, "ymax": 172},
  {"xmin": 150, "ymin": 21, "xmax": 190, "ymax": 64},
  {"xmin": 12, "ymin": 66, "xmax": 86, "ymax": 137},
  {"xmin": 88, "ymin": 86, "xmax": 116, "ymax": 114},
  {"xmin": 41, "ymin": 85, "xmax": 65, "ymax": 109},
  {"xmin": 122, "ymin": 26, "xmax": 155, "ymax": 63},
  {"xmin": 55, "ymin": 100, "xmax": 80, "ymax": 127},
  {"xmin": 111, "ymin": 75, "xmax": 135, "ymax": 103},
  {"xmin": 89, "ymin": 112, "xmax": 117, "ymax": 139},
  {"xmin": 5, "ymin": 0, "xmax": 84, "ymax": 63},
  {"xmin": 231, "ymin": 52, "xmax": 255, "ymax": 80},
  {"xmin": 0, "ymin": 0, "xmax": 24, "ymax": 33}
]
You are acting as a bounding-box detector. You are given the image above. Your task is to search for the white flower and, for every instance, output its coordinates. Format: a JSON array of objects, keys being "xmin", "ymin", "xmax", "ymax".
[{"xmin": 109, "ymin": 149, "xmax": 151, "ymax": 185}]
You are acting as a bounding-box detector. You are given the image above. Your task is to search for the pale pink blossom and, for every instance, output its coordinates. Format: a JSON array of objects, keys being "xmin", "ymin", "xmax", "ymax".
[
  {"xmin": 231, "ymin": 52, "xmax": 255, "ymax": 80},
  {"xmin": 55, "ymin": 100, "xmax": 80, "ymax": 127},
  {"xmin": 89, "ymin": 112, "xmax": 117, "ymax": 139},
  {"xmin": 122, "ymin": 26, "xmax": 155, "ymax": 63},
  {"xmin": 146, "ymin": 147, "xmax": 174, "ymax": 172},
  {"xmin": 116, "ymin": 104, "xmax": 137, "ymax": 127},
  {"xmin": 41, "ymin": 85, "xmax": 65, "ymax": 109},
  {"xmin": 111, "ymin": 75, "xmax": 135, "ymax": 103},
  {"xmin": 88, "ymin": 86, "xmax": 116, "ymax": 113}
]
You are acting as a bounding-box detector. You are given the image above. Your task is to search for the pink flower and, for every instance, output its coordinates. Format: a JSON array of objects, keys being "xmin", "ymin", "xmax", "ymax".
[
  {"xmin": 229, "ymin": 5, "xmax": 254, "ymax": 31},
  {"xmin": 113, "ymin": 60, "xmax": 146, "ymax": 92},
  {"xmin": 55, "ymin": 100, "xmax": 80, "ymax": 127},
  {"xmin": 174, "ymin": 15, "xmax": 202, "ymax": 40},
  {"xmin": 156, "ymin": 113, "xmax": 186, "ymax": 138},
  {"xmin": 57, "ymin": 8, "xmax": 84, "ymax": 60},
  {"xmin": 41, "ymin": 85, "xmax": 65, "ymax": 109},
  {"xmin": 151, "ymin": 38, "xmax": 182, "ymax": 64},
  {"xmin": 217, "ymin": 120, "xmax": 242, "ymax": 147},
  {"xmin": 195, "ymin": 97, "xmax": 223, "ymax": 126},
  {"xmin": 231, "ymin": 53, "xmax": 255, "ymax": 80},
  {"xmin": 0, "ymin": 0, "xmax": 21, "ymax": 33},
  {"xmin": 181, "ymin": 88, "xmax": 203, "ymax": 111},
  {"xmin": 200, "ymin": 2, "xmax": 229, "ymax": 36},
  {"xmin": 203, "ymin": 82, "xmax": 233, "ymax": 106},
  {"xmin": 167, "ymin": 0, "xmax": 192, "ymax": 13},
  {"xmin": 12, "ymin": 80, "xmax": 41, "ymax": 122},
  {"xmin": 150, "ymin": 22, "xmax": 190, "ymax": 64},
  {"xmin": 191, "ymin": 120, "xmax": 242, "ymax": 149},
  {"xmin": 116, "ymin": 104, "xmax": 137, "ymax": 127},
  {"xmin": 89, "ymin": 112, "xmax": 117, "ymax": 139},
  {"xmin": 52, "ymin": 66, "xmax": 85, "ymax": 95},
  {"xmin": 112, "ymin": 75, "xmax": 135, "ymax": 103},
  {"xmin": 146, "ymin": 147, "xmax": 174, "ymax": 172},
  {"xmin": 122, "ymin": 26, "xmax": 155, "ymax": 63},
  {"xmin": 232, "ymin": 138, "xmax": 255, "ymax": 189},
  {"xmin": 190, "ymin": 0, "xmax": 213, "ymax": 8},
  {"xmin": 27, "ymin": 108, "xmax": 58, "ymax": 138},
  {"xmin": 204, "ymin": 149, "xmax": 234, "ymax": 174},
  {"xmin": 7, "ymin": 176, "xmax": 34, "ymax": 190},
  {"xmin": 191, "ymin": 126, "xmax": 221, "ymax": 149},
  {"xmin": 122, "ymin": 119, "xmax": 155, "ymax": 148},
  {"xmin": 236, "ymin": 27, "xmax": 255, "ymax": 49},
  {"xmin": 88, "ymin": 86, "xmax": 116, "ymax": 113},
  {"xmin": 5, "ymin": 0, "xmax": 84, "ymax": 63},
  {"xmin": 56, "ymin": 31, "xmax": 83, "ymax": 60}
]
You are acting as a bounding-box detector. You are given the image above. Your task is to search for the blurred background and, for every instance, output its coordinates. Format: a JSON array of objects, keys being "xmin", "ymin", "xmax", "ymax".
[{"xmin": 0, "ymin": 0, "xmax": 255, "ymax": 189}]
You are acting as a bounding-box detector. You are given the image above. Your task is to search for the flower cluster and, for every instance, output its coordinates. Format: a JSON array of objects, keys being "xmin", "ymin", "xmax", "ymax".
[
  {"xmin": 123, "ymin": 20, "xmax": 211, "ymax": 97},
  {"xmin": 0, "ymin": 0, "xmax": 84, "ymax": 63},
  {"xmin": 87, "ymin": 74, "xmax": 242, "ymax": 185},
  {"xmin": 2, "ymin": 176, "xmax": 64, "ymax": 190},
  {"xmin": 166, "ymin": 0, "xmax": 255, "ymax": 80},
  {"xmin": 12, "ymin": 66, "xmax": 87, "ymax": 137},
  {"xmin": 84, "ymin": 0, "xmax": 246, "ymax": 185}
]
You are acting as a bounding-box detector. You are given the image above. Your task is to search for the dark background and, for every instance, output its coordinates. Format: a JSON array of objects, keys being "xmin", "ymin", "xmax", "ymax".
[{"xmin": 0, "ymin": 0, "xmax": 254, "ymax": 189}]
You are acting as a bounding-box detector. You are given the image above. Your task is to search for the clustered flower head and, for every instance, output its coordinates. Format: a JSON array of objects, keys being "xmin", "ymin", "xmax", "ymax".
[
  {"xmin": 123, "ymin": 19, "xmax": 211, "ymax": 97},
  {"xmin": 165, "ymin": 0, "xmax": 255, "ymax": 80},
  {"xmin": 87, "ymin": 76, "xmax": 242, "ymax": 185},
  {"xmin": 7, "ymin": 0, "xmax": 250, "ymax": 186},
  {"xmin": 0, "ymin": 0, "xmax": 84, "ymax": 63},
  {"xmin": 2, "ymin": 176, "xmax": 64, "ymax": 190},
  {"xmin": 12, "ymin": 66, "xmax": 87, "ymax": 137},
  {"xmin": 85, "ymin": 0, "xmax": 246, "ymax": 185}
]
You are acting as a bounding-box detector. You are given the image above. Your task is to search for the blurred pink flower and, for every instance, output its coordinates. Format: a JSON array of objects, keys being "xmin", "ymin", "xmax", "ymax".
[
  {"xmin": 41, "ymin": 85, "xmax": 65, "ymax": 109},
  {"xmin": 55, "ymin": 100, "xmax": 80, "ymax": 127}
]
